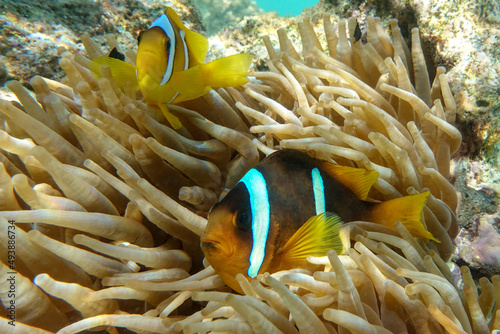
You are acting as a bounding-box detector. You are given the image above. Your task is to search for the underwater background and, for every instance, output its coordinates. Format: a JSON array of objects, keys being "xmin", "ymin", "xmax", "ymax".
[
  {"xmin": 0, "ymin": 0, "xmax": 500, "ymax": 332},
  {"xmin": 253, "ymin": 0, "xmax": 320, "ymax": 17}
]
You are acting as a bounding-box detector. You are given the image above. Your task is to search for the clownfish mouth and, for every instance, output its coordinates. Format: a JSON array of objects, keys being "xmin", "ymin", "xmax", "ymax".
[
  {"xmin": 201, "ymin": 238, "xmax": 233, "ymax": 258},
  {"xmin": 201, "ymin": 239, "xmax": 220, "ymax": 250}
]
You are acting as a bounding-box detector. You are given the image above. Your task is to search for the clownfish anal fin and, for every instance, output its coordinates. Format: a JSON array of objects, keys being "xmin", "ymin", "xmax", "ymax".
[
  {"xmin": 158, "ymin": 104, "xmax": 182, "ymax": 129},
  {"xmin": 321, "ymin": 164, "xmax": 379, "ymax": 200},
  {"xmin": 278, "ymin": 212, "xmax": 347, "ymax": 265}
]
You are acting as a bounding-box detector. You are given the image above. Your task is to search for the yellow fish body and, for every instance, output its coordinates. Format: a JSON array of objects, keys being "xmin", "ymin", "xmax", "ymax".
[
  {"xmin": 90, "ymin": 7, "xmax": 253, "ymax": 129},
  {"xmin": 201, "ymin": 149, "xmax": 435, "ymax": 293}
]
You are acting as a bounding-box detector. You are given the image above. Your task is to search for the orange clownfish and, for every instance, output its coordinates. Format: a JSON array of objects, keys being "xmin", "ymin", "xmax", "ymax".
[
  {"xmin": 90, "ymin": 7, "xmax": 253, "ymax": 129},
  {"xmin": 201, "ymin": 149, "xmax": 435, "ymax": 293}
]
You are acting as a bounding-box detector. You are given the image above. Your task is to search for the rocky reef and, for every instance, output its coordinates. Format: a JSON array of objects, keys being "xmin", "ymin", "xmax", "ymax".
[{"xmin": 191, "ymin": 0, "xmax": 263, "ymax": 35}]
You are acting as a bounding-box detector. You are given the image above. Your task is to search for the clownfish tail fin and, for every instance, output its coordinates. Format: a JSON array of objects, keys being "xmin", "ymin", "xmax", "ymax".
[
  {"xmin": 201, "ymin": 54, "xmax": 253, "ymax": 88},
  {"xmin": 368, "ymin": 191, "xmax": 438, "ymax": 241}
]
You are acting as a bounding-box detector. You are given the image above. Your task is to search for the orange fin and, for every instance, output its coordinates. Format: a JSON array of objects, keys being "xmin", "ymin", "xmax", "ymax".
[
  {"xmin": 159, "ymin": 104, "xmax": 182, "ymax": 129},
  {"xmin": 166, "ymin": 7, "xmax": 208, "ymax": 65},
  {"xmin": 368, "ymin": 191, "xmax": 437, "ymax": 241},
  {"xmin": 279, "ymin": 212, "xmax": 347, "ymax": 264},
  {"xmin": 321, "ymin": 164, "xmax": 379, "ymax": 200},
  {"xmin": 200, "ymin": 54, "xmax": 253, "ymax": 88},
  {"xmin": 169, "ymin": 65, "xmax": 211, "ymax": 103},
  {"xmin": 89, "ymin": 57, "xmax": 138, "ymax": 91}
]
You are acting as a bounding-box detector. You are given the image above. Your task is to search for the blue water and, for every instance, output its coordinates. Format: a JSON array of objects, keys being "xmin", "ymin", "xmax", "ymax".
[{"xmin": 253, "ymin": 0, "xmax": 319, "ymax": 16}]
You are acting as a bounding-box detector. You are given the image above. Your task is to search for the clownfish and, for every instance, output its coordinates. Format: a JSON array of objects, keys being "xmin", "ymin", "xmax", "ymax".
[
  {"xmin": 90, "ymin": 7, "xmax": 253, "ymax": 129},
  {"xmin": 201, "ymin": 149, "xmax": 435, "ymax": 293}
]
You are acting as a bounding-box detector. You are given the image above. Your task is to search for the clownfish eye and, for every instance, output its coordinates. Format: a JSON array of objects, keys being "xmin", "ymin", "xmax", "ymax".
[
  {"xmin": 165, "ymin": 39, "xmax": 171, "ymax": 50},
  {"xmin": 233, "ymin": 208, "xmax": 252, "ymax": 231}
]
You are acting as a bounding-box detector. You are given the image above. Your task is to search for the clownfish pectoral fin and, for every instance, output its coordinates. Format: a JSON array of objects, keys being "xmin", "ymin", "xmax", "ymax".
[
  {"xmin": 158, "ymin": 104, "xmax": 182, "ymax": 130},
  {"xmin": 201, "ymin": 54, "xmax": 253, "ymax": 88},
  {"xmin": 166, "ymin": 7, "xmax": 209, "ymax": 65},
  {"xmin": 278, "ymin": 212, "xmax": 347, "ymax": 265},
  {"xmin": 89, "ymin": 56, "xmax": 138, "ymax": 92},
  {"xmin": 368, "ymin": 191, "xmax": 438, "ymax": 241},
  {"xmin": 321, "ymin": 164, "xmax": 379, "ymax": 200},
  {"xmin": 168, "ymin": 65, "xmax": 211, "ymax": 103}
]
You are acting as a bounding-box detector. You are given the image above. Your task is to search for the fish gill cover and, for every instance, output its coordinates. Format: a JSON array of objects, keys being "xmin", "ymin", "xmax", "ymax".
[{"xmin": 0, "ymin": 0, "xmax": 500, "ymax": 333}]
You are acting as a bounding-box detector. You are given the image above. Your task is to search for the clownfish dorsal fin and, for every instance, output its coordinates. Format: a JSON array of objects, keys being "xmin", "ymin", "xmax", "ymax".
[
  {"xmin": 166, "ymin": 7, "xmax": 208, "ymax": 65},
  {"xmin": 278, "ymin": 212, "xmax": 347, "ymax": 264},
  {"xmin": 320, "ymin": 163, "xmax": 379, "ymax": 200}
]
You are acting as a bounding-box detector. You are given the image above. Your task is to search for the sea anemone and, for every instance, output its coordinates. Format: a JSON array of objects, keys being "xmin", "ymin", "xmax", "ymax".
[{"xmin": 0, "ymin": 12, "xmax": 497, "ymax": 334}]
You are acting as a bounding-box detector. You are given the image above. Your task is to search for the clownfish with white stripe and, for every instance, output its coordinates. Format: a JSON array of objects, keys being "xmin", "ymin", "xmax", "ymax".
[
  {"xmin": 90, "ymin": 7, "xmax": 253, "ymax": 129},
  {"xmin": 201, "ymin": 149, "xmax": 436, "ymax": 293}
]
